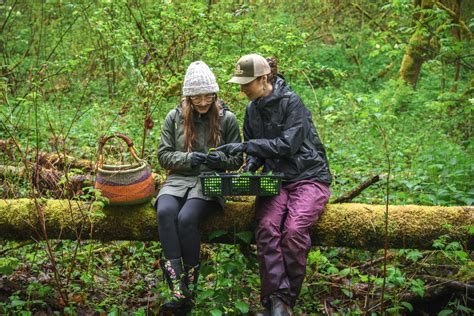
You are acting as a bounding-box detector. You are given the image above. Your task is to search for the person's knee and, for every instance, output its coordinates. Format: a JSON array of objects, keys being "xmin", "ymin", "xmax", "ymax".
[
  {"xmin": 258, "ymin": 215, "xmax": 281, "ymax": 229},
  {"xmin": 285, "ymin": 226, "xmax": 299, "ymax": 239},
  {"xmin": 282, "ymin": 223, "xmax": 310, "ymax": 250},
  {"xmin": 256, "ymin": 217, "xmax": 281, "ymax": 239},
  {"xmin": 157, "ymin": 204, "xmax": 178, "ymax": 223},
  {"xmin": 177, "ymin": 212, "xmax": 198, "ymax": 231}
]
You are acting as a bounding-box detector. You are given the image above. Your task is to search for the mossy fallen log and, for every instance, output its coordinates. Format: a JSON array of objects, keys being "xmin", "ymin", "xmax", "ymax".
[{"xmin": 0, "ymin": 199, "xmax": 472, "ymax": 249}]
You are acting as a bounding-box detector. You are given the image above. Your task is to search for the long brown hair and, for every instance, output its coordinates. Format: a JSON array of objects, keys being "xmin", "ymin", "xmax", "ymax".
[
  {"xmin": 266, "ymin": 56, "xmax": 278, "ymax": 85},
  {"xmin": 182, "ymin": 96, "xmax": 222, "ymax": 152}
]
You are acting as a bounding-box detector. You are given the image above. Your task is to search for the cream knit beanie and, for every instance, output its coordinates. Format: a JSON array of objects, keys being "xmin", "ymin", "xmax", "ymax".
[{"xmin": 182, "ymin": 61, "xmax": 219, "ymax": 96}]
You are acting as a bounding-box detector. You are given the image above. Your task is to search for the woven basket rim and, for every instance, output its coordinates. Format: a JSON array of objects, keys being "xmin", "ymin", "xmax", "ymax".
[{"xmin": 98, "ymin": 161, "xmax": 149, "ymax": 175}]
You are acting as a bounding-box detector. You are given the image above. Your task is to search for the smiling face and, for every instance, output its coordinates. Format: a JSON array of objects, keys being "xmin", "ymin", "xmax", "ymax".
[{"xmin": 190, "ymin": 93, "xmax": 215, "ymax": 114}]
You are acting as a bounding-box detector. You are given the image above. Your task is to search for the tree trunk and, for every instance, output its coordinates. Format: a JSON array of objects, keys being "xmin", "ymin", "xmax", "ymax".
[
  {"xmin": 450, "ymin": 0, "xmax": 462, "ymax": 92},
  {"xmin": 399, "ymin": 0, "xmax": 435, "ymax": 88},
  {"xmin": 0, "ymin": 199, "xmax": 472, "ymax": 250}
]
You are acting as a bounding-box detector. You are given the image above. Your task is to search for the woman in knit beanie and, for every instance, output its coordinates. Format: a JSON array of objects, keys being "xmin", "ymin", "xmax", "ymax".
[{"xmin": 155, "ymin": 61, "xmax": 243, "ymax": 312}]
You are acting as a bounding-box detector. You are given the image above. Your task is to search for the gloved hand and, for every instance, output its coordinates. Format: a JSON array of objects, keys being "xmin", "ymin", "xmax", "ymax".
[
  {"xmin": 190, "ymin": 152, "xmax": 207, "ymax": 167},
  {"xmin": 216, "ymin": 143, "xmax": 247, "ymax": 156},
  {"xmin": 244, "ymin": 162, "xmax": 259, "ymax": 173},
  {"xmin": 206, "ymin": 151, "xmax": 223, "ymax": 168}
]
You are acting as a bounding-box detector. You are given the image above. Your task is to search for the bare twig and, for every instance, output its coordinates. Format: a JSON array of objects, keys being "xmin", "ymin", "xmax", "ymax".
[
  {"xmin": 357, "ymin": 252, "xmax": 395, "ymax": 270},
  {"xmin": 434, "ymin": 0, "xmax": 472, "ymax": 39},
  {"xmin": 0, "ymin": 0, "xmax": 18, "ymax": 34},
  {"xmin": 378, "ymin": 125, "xmax": 391, "ymax": 315},
  {"xmin": 419, "ymin": 275, "xmax": 474, "ymax": 293},
  {"xmin": 350, "ymin": 2, "xmax": 402, "ymax": 43},
  {"xmin": 333, "ymin": 174, "xmax": 386, "ymax": 203}
]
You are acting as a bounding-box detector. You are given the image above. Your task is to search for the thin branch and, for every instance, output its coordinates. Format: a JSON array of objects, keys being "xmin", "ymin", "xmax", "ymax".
[
  {"xmin": 420, "ymin": 275, "xmax": 474, "ymax": 293},
  {"xmin": 0, "ymin": 0, "xmax": 18, "ymax": 34},
  {"xmin": 378, "ymin": 124, "xmax": 391, "ymax": 315},
  {"xmin": 45, "ymin": 8, "xmax": 84, "ymax": 62},
  {"xmin": 434, "ymin": 0, "xmax": 472, "ymax": 39},
  {"xmin": 333, "ymin": 174, "xmax": 386, "ymax": 203},
  {"xmin": 350, "ymin": 2, "xmax": 402, "ymax": 43}
]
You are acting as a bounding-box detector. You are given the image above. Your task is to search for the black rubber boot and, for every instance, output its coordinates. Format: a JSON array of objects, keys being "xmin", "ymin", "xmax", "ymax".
[
  {"xmin": 270, "ymin": 295, "xmax": 293, "ymax": 316},
  {"xmin": 184, "ymin": 264, "xmax": 200, "ymax": 294},
  {"xmin": 180, "ymin": 263, "xmax": 200, "ymax": 311},
  {"xmin": 159, "ymin": 258, "xmax": 191, "ymax": 311}
]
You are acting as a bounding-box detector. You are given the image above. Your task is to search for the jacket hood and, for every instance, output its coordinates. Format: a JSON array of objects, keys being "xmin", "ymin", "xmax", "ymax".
[{"xmin": 254, "ymin": 75, "xmax": 291, "ymax": 108}]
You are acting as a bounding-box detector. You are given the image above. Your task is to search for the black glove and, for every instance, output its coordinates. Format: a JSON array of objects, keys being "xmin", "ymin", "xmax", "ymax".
[
  {"xmin": 216, "ymin": 143, "xmax": 247, "ymax": 156},
  {"xmin": 190, "ymin": 152, "xmax": 207, "ymax": 167},
  {"xmin": 244, "ymin": 162, "xmax": 259, "ymax": 173},
  {"xmin": 244, "ymin": 156, "xmax": 264, "ymax": 173},
  {"xmin": 206, "ymin": 151, "xmax": 223, "ymax": 168}
]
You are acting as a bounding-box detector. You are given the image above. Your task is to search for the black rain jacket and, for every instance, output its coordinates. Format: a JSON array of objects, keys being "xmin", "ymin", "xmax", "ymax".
[{"xmin": 243, "ymin": 76, "xmax": 332, "ymax": 184}]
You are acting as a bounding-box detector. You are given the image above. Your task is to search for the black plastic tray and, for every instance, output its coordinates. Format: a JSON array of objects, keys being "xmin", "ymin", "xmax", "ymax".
[{"xmin": 199, "ymin": 172, "xmax": 283, "ymax": 197}]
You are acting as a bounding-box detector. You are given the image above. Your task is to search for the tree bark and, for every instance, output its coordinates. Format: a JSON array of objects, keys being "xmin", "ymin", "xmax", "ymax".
[
  {"xmin": 399, "ymin": 0, "xmax": 435, "ymax": 88},
  {"xmin": 36, "ymin": 152, "xmax": 95, "ymax": 172},
  {"xmin": 0, "ymin": 199, "xmax": 472, "ymax": 250}
]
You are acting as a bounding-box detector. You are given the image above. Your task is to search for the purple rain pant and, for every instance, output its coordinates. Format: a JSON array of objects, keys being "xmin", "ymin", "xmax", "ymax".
[{"xmin": 255, "ymin": 180, "xmax": 330, "ymax": 308}]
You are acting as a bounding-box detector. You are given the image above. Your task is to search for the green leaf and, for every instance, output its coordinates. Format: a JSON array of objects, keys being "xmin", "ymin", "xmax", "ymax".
[
  {"xmin": 234, "ymin": 300, "xmax": 249, "ymax": 313},
  {"xmin": 92, "ymin": 210, "xmax": 106, "ymax": 218},
  {"xmin": 432, "ymin": 239, "xmax": 445, "ymax": 249},
  {"xmin": 446, "ymin": 241, "xmax": 461, "ymax": 251},
  {"xmin": 341, "ymin": 288, "xmax": 353, "ymax": 298},
  {"xmin": 210, "ymin": 309, "xmax": 222, "ymax": 316},
  {"xmin": 437, "ymin": 310, "xmax": 453, "ymax": 316},
  {"xmin": 457, "ymin": 305, "xmax": 472, "ymax": 313},
  {"xmin": 410, "ymin": 278, "xmax": 425, "ymax": 297},
  {"xmin": 208, "ymin": 230, "xmax": 227, "ymax": 241},
  {"xmin": 11, "ymin": 300, "xmax": 26, "ymax": 307},
  {"xmin": 454, "ymin": 250, "xmax": 468, "ymax": 261},
  {"xmin": 132, "ymin": 308, "xmax": 146, "ymax": 316},
  {"xmin": 386, "ymin": 306, "xmax": 401, "ymax": 313},
  {"xmin": 200, "ymin": 289, "xmax": 215, "ymax": 300},
  {"xmin": 235, "ymin": 231, "xmax": 253, "ymax": 244},
  {"xmin": 406, "ymin": 249, "xmax": 423, "ymax": 262},
  {"xmin": 0, "ymin": 257, "xmax": 20, "ymax": 276},
  {"xmin": 327, "ymin": 266, "xmax": 339, "ymax": 274},
  {"xmin": 401, "ymin": 301, "xmax": 413, "ymax": 312}
]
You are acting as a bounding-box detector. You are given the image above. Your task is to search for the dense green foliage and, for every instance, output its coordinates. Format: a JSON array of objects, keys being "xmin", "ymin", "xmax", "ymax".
[{"xmin": 1, "ymin": 0, "xmax": 473, "ymax": 314}]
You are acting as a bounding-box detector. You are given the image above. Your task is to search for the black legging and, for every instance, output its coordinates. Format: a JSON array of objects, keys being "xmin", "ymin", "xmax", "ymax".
[{"xmin": 157, "ymin": 194, "xmax": 220, "ymax": 266}]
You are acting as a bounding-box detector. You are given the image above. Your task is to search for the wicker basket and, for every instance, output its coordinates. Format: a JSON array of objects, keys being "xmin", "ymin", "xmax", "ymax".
[{"xmin": 94, "ymin": 133, "xmax": 155, "ymax": 206}]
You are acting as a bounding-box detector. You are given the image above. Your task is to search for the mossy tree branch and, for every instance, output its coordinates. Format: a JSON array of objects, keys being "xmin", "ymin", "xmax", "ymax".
[{"xmin": 0, "ymin": 199, "xmax": 472, "ymax": 250}]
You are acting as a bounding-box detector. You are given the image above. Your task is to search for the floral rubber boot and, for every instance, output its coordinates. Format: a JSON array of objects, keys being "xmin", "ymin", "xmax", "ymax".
[
  {"xmin": 184, "ymin": 264, "xmax": 200, "ymax": 299},
  {"xmin": 159, "ymin": 258, "xmax": 191, "ymax": 310}
]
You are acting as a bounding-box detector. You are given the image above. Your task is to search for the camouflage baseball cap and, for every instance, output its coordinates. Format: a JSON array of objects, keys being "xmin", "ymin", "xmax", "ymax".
[{"xmin": 227, "ymin": 54, "xmax": 271, "ymax": 84}]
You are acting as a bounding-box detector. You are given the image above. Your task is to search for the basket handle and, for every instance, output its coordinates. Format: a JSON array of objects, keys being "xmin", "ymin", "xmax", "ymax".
[{"xmin": 97, "ymin": 132, "xmax": 140, "ymax": 168}]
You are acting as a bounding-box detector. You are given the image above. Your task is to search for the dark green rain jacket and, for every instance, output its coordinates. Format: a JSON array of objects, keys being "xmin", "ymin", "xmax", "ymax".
[{"xmin": 157, "ymin": 103, "xmax": 243, "ymax": 207}]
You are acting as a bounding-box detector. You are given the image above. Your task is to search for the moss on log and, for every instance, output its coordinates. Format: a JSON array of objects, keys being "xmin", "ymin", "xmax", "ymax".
[{"xmin": 0, "ymin": 199, "xmax": 472, "ymax": 249}]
